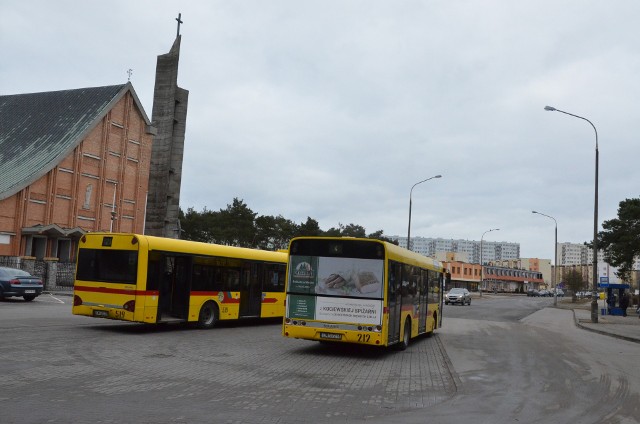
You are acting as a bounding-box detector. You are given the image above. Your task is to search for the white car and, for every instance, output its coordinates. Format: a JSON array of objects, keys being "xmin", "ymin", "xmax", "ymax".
[{"xmin": 445, "ymin": 288, "xmax": 471, "ymax": 305}]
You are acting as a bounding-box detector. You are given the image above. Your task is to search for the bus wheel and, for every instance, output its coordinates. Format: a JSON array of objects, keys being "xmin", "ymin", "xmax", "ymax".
[
  {"xmin": 398, "ymin": 319, "xmax": 411, "ymax": 351},
  {"xmin": 197, "ymin": 302, "xmax": 219, "ymax": 329}
]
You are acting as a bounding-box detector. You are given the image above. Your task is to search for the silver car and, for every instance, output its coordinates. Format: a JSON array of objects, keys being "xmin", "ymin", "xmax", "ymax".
[{"xmin": 445, "ymin": 288, "xmax": 471, "ymax": 305}]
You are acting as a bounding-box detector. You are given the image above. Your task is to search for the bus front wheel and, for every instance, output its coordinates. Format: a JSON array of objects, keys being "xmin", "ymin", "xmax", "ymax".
[
  {"xmin": 398, "ymin": 318, "xmax": 411, "ymax": 351},
  {"xmin": 197, "ymin": 301, "xmax": 219, "ymax": 329}
]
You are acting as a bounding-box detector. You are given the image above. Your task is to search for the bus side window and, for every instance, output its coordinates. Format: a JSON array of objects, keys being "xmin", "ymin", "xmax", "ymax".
[
  {"xmin": 388, "ymin": 262, "xmax": 397, "ymax": 302},
  {"xmin": 192, "ymin": 264, "xmax": 215, "ymax": 291},
  {"xmin": 147, "ymin": 257, "xmax": 161, "ymax": 291},
  {"xmin": 421, "ymin": 269, "xmax": 429, "ymax": 299},
  {"xmin": 225, "ymin": 269, "xmax": 240, "ymax": 291},
  {"xmin": 212, "ymin": 268, "xmax": 225, "ymax": 291},
  {"xmin": 263, "ymin": 264, "xmax": 285, "ymax": 292},
  {"xmin": 428, "ymin": 270, "xmax": 439, "ymax": 303}
]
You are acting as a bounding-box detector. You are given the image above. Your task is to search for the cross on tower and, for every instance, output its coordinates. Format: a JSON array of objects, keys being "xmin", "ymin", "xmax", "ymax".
[{"xmin": 176, "ymin": 13, "xmax": 183, "ymax": 37}]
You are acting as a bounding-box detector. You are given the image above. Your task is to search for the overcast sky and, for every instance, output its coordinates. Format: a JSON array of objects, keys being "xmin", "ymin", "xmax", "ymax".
[{"xmin": 2, "ymin": 1, "xmax": 639, "ymax": 261}]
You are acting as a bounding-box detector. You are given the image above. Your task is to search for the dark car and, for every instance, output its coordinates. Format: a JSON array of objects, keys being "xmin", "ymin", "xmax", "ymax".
[
  {"xmin": 0, "ymin": 266, "xmax": 44, "ymax": 301},
  {"xmin": 445, "ymin": 288, "xmax": 471, "ymax": 305}
]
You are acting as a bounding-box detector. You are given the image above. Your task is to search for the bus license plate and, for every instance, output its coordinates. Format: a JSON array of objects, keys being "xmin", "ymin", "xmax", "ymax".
[
  {"xmin": 319, "ymin": 332, "xmax": 342, "ymax": 340},
  {"xmin": 93, "ymin": 310, "xmax": 109, "ymax": 318},
  {"xmin": 24, "ymin": 290, "xmax": 35, "ymax": 294}
]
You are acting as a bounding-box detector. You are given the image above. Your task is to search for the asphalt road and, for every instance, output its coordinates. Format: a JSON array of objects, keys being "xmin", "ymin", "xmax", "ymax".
[
  {"xmin": 378, "ymin": 295, "xmax": 640, "ymax": 424},
  {"xmin": 1, "ymin": 294, "xmax": 639, "ymax": 423}
]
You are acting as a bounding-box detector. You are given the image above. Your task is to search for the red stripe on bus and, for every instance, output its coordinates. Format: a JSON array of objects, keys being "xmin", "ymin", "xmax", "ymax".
[
  {"xmin": 191, "ymin": 291, "xmax": 240, "ymax": 303},
  {"xmin": 74, "ymin": 285, "xmax": 157, "ymax": 296},
  {"xmin": 262, "ymin": 297, "xmax": 278, "ymax": 303}
]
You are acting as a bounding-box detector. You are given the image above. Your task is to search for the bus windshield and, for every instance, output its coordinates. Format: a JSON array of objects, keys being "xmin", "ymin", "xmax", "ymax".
[{"xmin": 76, "ymin": 249, "xmax": 138, "ymax": 284}]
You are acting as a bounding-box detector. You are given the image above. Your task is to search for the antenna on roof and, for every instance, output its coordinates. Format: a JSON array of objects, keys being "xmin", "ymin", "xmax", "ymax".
[{"xmin": 127, "ymin": 69, "xmax": 133, "ymax": 81}]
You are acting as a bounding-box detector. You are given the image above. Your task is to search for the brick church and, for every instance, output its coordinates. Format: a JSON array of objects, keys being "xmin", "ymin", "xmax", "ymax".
[{"xmin": 0, "ymin": 33, "xmax": 188, "ymax": 261}]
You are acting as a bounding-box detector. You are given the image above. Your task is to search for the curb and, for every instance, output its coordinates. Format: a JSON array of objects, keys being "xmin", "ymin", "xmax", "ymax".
[{"xmin": 571, "ymin": 309, "xmax": 640, "ymax": 344}]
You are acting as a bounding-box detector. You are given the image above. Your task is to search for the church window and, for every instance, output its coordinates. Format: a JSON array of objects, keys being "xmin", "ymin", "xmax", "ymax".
[{"xmin": 83, "ymin": 184, "xmax": 92, "ymax": 209}]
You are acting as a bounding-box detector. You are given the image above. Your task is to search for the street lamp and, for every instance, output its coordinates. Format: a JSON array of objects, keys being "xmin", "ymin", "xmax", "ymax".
[
  {"xmin": 532, "ymin": 210, "xmax": 558, "ymax": 306},
  {"xmin": 407, "ymin": 175, "xmax": 442, "ymax": 251},
  {"xmin": 545, "ymin": 105, "xmax": 599, "ymax": 323},
  {"xmin": 480, "ymin": 228, "xmax": 499, "ymax": 297}
]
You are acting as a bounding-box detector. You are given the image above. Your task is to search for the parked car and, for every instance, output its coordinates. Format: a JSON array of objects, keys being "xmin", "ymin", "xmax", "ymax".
[
  {"xmin": 527, "ymin": 289, "xmax": 540, "ymax": 297},
  {"xmin": 538, "ymin": 289, "xmax": 550, "ymax": 297},
  {"xmin": 0, "ymin": 267, "xmax": 44, "ymax": 301},
  {"xmin": 554, "ymin": 289, "xmax": 565, "ymax": 297},
  {"xmin": 445, "ymin": 288, "xmax": 471, "ymax": 305}
]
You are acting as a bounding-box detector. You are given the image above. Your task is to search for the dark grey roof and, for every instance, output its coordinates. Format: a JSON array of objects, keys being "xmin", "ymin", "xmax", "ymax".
[{"xmin": 0, "ymin": 83, "xmax": 151, "ymax": 200}]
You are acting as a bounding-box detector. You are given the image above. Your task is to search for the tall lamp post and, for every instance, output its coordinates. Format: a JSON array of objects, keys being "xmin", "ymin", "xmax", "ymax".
[
  {"xmin": 407, "ymin": 175, "xmax": 442, "ymax": 251},
  {"xmin": 545, "ymin": 105, "xmax": 599, "ymax": 323},
  {"xmin": 532, "ymin": 211, "xmax": 558, "ymax": 306},
  {"xmin": 480, "ymin": 228, "xmax": 499, "ymax": 297}
]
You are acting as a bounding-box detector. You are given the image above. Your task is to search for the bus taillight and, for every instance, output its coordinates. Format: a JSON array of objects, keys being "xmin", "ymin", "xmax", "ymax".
[
  {"xmin": 123, "ymin": 300, "xmax": 135, "ymax": 312},
  {"xmin": 74, "ymin": 295, "xmax": 83, "ymax": 306}
]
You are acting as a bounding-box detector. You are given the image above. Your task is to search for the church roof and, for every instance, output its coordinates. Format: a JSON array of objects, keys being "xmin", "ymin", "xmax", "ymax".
[{"xmin": 0, "ymin": 83, "xmax": 151, "ymax": 200}]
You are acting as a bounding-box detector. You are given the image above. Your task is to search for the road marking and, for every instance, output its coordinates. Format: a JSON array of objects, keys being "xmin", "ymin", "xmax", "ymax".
[{"xmin": 46, "ymin": 293, "xmax": 66, "ymax": 304}]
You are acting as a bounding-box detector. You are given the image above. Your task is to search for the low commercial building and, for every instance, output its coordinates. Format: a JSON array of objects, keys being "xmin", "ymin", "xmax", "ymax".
[{"xmin": 442, "ymin": 252, "xmax": 545, "ymax": 293}]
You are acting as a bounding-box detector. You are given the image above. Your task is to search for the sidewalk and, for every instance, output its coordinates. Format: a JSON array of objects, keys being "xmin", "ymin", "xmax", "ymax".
[{"xmin": 556, "ymin": 298, "xmax": 640, "ymax": 344}]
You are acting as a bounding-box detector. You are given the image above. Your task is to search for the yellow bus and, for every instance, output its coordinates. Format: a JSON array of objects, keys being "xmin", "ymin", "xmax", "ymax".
[
  {"xmin": 283, "ymin": 237, "xmax": 448, "ymax": 349},
  {"xmin": 72, "ymin": 233, "xmax": 287, "ymax": 328}
]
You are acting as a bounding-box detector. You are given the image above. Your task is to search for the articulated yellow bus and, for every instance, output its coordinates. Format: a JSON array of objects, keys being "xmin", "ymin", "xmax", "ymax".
[
  {"xmin": 72, "ymin": 233, "xmax": 287, "ymax": 328},
  {"xmin": 283, "ymin": 237, "xmax": 447, "ymax": 349}
]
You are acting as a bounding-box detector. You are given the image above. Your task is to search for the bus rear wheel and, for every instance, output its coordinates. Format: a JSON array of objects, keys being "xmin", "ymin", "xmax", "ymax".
[{"xmin": 197, "ymin": 301, "xmax": 219, "ymax": 329}]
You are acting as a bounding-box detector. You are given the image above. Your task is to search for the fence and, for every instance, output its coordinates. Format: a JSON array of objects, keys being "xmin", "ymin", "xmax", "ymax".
[{"xmin": 0, "ymin": 256, "xmax": 75, "ymax": 292}]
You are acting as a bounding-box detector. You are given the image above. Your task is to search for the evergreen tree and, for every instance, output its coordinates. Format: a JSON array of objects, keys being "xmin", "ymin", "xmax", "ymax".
[{"xmin": 598, "ymin": 198, "xmax": 640, "ymax": 283}]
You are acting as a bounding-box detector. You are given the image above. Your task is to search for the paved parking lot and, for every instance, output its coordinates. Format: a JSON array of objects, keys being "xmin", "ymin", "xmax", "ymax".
[{"xmin": 0, "ymin": 295, "xmax": 457, "ymax": 423}]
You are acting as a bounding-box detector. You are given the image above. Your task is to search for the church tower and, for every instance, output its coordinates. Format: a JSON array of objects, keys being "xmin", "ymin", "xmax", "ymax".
[{"xmin": 145, "ymin": 15, "xmax": 189, "ymax": 238}]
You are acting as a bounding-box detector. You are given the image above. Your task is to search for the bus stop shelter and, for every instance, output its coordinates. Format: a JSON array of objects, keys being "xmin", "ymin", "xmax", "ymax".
[{"xmin": 598, "ymin": 283, "xmax": 630, "ymax": 316}]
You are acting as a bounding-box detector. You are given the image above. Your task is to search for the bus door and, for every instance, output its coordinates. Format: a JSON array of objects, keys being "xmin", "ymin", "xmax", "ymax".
[
  {"xmin": 239, "ymin": 263, "xmax": 262, "ymax": 317},
  {"xmin": 172, "ymin": 256, "xmax": 191, "ymax": 319},
  {"xmin": 418, "ymin": 270, "xmax": 428, "ymax": 333},
  {"xmin": 386, "ymin": 262, "xmax": 402, "ymax": 344},
  {"xmin": 158, "ymin": 255, "xmax": 191, "ymax": 321}
]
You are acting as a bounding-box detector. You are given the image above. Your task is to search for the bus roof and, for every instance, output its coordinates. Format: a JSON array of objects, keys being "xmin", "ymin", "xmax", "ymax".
[{"xmin": 82, "ymin": 233, "xmax": 287, "ymax": 263}]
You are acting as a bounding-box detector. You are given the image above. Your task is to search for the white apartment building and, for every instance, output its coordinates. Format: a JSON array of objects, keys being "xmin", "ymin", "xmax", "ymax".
[
  {"xmin": 555, "ymin": 242, "xmax": 640, "ymax": 285},
  {"xmin": 391, "ymin": 236, "xmax": 520, "ymax": 264},
  {"xmin": 557, "ymin": 242, "xmax": 605, "ymax": 266}
]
